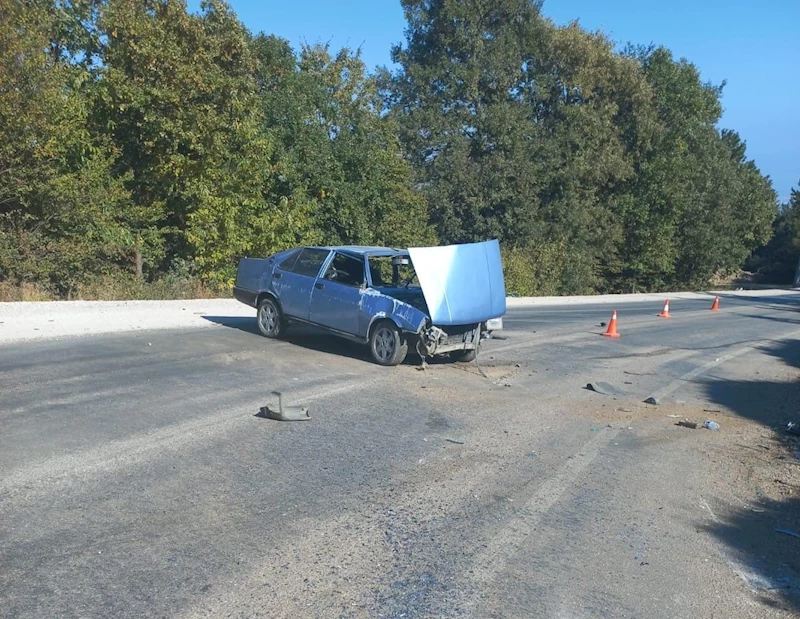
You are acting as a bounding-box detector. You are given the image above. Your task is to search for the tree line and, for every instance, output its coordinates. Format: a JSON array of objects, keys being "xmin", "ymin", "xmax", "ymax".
[{"xmin": 0, "ymin": 0, "xmax": 793, "ymax": 298}]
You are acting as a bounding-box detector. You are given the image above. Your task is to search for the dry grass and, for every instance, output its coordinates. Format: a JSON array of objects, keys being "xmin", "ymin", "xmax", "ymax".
[
  {"xmin": 0, "ymin": 281, "xmax": 56, "ymax": 302},
  {"xmin": 0, "ymin": 277, "xmax": 229, "ymax": 302}
]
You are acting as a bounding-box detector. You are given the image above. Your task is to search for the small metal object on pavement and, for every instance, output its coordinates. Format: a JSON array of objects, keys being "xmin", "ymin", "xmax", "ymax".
[{"xmin": 259, "ymin": 391, "xmax": 310, "ymax": 421}]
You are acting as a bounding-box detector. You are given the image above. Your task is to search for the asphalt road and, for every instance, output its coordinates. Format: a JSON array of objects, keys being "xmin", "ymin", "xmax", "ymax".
[{"xmin": 2, "ymin": 293, "xmax": 800, "ymax": 618}]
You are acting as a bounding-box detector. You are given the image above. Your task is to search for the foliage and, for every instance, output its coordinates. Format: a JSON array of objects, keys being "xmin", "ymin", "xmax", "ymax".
[
  {"xmin": 0, "ymin": 0, "xmax": 783, "ymax": 298},
  {"xmin": 747, "ymin": 184, "xmax": 800, "ymax": 284}
]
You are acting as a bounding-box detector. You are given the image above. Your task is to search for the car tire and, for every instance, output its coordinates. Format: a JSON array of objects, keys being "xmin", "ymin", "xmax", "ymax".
[
  {"xmin": 450, "ymin": 348, "xmax": 477, "ymax": 363},
  {"xmin": 369, "ymin": 320, "xmax": 408, "ymax": 366},
  {"xmin": 256, "ymin": 297, "xmax": 284, "ymax": 338}
]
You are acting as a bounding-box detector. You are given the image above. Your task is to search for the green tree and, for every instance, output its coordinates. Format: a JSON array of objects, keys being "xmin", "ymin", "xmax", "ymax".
[
  {"xmin": 96, "ymin": 0, "xmax": 316, "ymax": 284},
  {"xmin": 252, "ymin": 37, "xmax": 433, "ymax": 249},
  {"xmin": 616, "ymin": 47, "xmax": 776, "ymax": 290},
  {"xmin": 0, "ymin": 0, "xmax": 132, "ymax": 293},
  {"xmin": 386, "ymin": 0, "xmax": 654, "ymax": 293},
  {"xmin": 747, "ymin": 183, "xmax": 800, "ymax": 284}
]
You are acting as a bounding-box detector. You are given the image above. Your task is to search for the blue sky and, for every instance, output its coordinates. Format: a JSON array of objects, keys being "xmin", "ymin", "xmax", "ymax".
[{"xmin": 189, "ymin": 0, "xmax": 799, "ymax": 202}]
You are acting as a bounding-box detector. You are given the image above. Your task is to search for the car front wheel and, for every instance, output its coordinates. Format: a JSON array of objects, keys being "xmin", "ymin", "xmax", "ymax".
[
  {"xmin": 369, "ymin": 320, "xmax": 408, "ymax": 366},
  {"xmin": 256, "ymin": 298, "xmax": 284, "ymax": 338}
]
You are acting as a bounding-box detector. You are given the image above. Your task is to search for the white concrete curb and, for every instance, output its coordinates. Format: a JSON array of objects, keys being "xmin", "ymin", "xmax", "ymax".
[
  {"xmin": 1, "ymin": 289, "xmax": 798, "ymax": 344},
  {"xmin": 505, "ymin": 289, "xmax": 800, "ymax": 308}
]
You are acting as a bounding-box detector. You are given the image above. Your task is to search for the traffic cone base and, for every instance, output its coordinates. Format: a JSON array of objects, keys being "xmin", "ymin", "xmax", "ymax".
[
  {"xmin": 658, "ymin": 299, "xmax": 671, "ymax": 319},
  {"xmin": 602, "ymin": 310, "xmax": 621, "ymax": 338},
  {"xmin": 710, "ymin": 296, "xmax": 720, "ymax": 312}
]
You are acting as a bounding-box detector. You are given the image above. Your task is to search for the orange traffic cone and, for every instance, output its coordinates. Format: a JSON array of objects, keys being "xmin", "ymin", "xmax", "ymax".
[
  {"xmin": 658, "ymin": 299, "xmax": 672, "ymax": 318},
  {"xmin": 710, "ymin": 296, "xmax": 720, "ymax": 312},
  {"xmin": 602, "ymin": 310, "xmax": 621, "ymax": 338}
]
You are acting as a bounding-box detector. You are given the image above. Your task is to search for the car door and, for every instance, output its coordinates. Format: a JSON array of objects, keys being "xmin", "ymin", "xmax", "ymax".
[
  {"xmin": 273, "ymin": 248, "xmax": 331, "ymax": 321},
  {"xmin": 309, "ymin": 251, "xmax": 366, "ymax": 336}
]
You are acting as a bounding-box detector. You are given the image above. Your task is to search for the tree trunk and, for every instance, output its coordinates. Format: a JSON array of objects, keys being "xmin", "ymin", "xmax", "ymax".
[{"xmin": 134, "ymin": 247, "xmax": 143, "ymax": 280}]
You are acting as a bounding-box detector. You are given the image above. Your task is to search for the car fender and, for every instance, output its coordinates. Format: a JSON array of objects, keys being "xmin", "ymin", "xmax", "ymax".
[{"xmin": 360, "ymin": 288, "xmax": 428, "ymax": 336}]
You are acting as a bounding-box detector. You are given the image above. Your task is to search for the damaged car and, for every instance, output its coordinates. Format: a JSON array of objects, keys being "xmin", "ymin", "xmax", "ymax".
[{"xmin": 233, "ymin": 239, "xmax": 506, "ymax": 366}]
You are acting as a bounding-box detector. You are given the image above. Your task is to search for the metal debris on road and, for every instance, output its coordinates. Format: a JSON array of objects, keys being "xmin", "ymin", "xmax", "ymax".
[
  {"xmin": 774, "ymin": 528, "xmax": 800, "ymax": 539},
  {"xmin": 703, "ymin": 420, "xmax": 720, "ymax": 431},
  {"xmin": 586, "ymin": 382, "xmax": 626, "ymax": 396},
  {"xmin": 258, "ymin": 391, "xmax": 310, "ymax": 421},
  {"xmin": 643, "ymin": 396, "xmax": 660, "ymax": 405},
  {"xmin": 677, "ymin": 421, "xmax": 699, "ymax": 429},
  {"xmin": 445, "ymin": 438, "xmax": 465, "ymax": 445}
]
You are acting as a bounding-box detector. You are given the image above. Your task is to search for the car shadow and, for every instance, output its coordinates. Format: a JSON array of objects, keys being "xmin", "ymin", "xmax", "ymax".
[
  {"xmin": 202, "ymin": 315, "xmax": 261, "ymax": 336},
  {"xmin": 201, "ymin": 315, "xmax": 422, "ymax": 365},
  {"xmin": 696, "ymin": 337, "xmax": 800, "ymax": 613}
]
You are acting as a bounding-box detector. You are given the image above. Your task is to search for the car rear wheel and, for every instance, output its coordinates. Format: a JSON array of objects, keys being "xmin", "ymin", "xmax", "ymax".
[
  {"xmin": 450, "ymin": 348, "xmax": 477, "ymax": 363},
  {"xmin": 369, "ymin": 320, "xmax": 408, "ymax": 366},
  {"xmin": 257, "ymin": 298, "xmax": 284, "ymax": 338}
]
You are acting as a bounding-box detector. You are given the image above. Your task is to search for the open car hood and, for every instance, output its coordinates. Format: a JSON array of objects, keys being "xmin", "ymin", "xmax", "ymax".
[{"xmin": 408, "ymin": 239, "xmax": 506, "ymax": 326}]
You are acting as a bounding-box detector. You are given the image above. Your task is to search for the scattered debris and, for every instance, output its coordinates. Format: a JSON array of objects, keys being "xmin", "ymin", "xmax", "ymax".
[
  {"xmin": 445, "ymin": 438, "xmax": 465, "ymax": 445},
  {"xmin": 703, "ymin": 420, "xmax": 720, "ymax": 431},
  {"xmin": 703, "ymin": 408, "xmax": 723, "ymax": 413},
  {"xmin": 258, "ymin": 391, "xmax": 310, "ymax": 421},
  {"xmin": 786, "ymin": 422, "xmax": 800, "ymax": 436},
  {"xmin": 624, "ymin": 370, "xmax": 655, "ymax": 376},
  {"xmin": 525, "ymin": 451, "xmax": 537, "ymax": 458},
  {"xmin": 643, "ymin": 396, "xmax": 660, "ymax": 405},
  {"xmin": 617, "ymin": 407, "xmax": 633, "ymax": 413},
  {"xmin": 600, "ymin": 321, "xmax": 607, "ymax": 327},
  {"xmin": 586, "ymin": 382, "xmax": 626, "ymax": 396},
  {"xmin": 677, "ymin": 421, "xmax": 699, "ymax": 429},
  {"xmin": 774, "ymin": 528, "xmax": 800, "ymax": 539},
  {"xmin": 667, "ymin": 414, "xmax": 682, "ymax": 418}
]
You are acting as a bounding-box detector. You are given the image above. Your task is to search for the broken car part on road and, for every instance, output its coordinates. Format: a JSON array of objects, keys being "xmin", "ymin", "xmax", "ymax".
[
  {"xmin": 258, "ymin": 392, "xmax": 310, "ymax": 421},
  {"xmin": 233, "ymin": 240, "xmax": 506, "ymax": 366}
]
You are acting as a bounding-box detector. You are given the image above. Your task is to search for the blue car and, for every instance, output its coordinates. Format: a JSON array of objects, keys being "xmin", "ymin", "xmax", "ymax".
[{"xmin": 233, "ymin": 240, "xmax": 506, "ymax": 366}]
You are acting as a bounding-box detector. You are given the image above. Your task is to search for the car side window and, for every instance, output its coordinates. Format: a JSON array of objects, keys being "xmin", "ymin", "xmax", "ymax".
[
  {"xmin": 324, "ymin": 252, "xmax": 365, "ymax": 287},
  {"xmin": 285, "ymin": 248, "xmax": 330, "ymax": 277},
  {"xmin": 277, "ymin": 249, "xmax": 301, "ymax": 272}
]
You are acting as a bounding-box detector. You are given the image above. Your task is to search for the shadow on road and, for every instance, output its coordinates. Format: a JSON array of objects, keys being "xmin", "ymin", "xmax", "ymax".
[
  {"xmin": 699, "ymin": 337, "xmax": 800, "ymax": 613},
  {"xmin": 201, "ymin": 315, "xmax": 261, "ymax": 335},
  {"xmin": 201, "ymin": 315, "xmax": 424, "ymax": 365}
]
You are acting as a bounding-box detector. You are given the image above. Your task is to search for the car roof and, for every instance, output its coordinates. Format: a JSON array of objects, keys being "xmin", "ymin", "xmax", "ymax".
[{"xmin": 317, "ymin": 246, "xmax": 409, "ymax": 258}]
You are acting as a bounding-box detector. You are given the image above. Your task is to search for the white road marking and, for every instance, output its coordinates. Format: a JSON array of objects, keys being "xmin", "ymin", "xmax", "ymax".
[
  {"xmin": 1, "ymin": 381, "xmax": 368, "ymax": 498},
  {"xmin": 470, "ymin": 428, "xmax": 620, "ymax": 588},
  {"xmin": 649, "ymin": 327, "xmax": 800, "ymax": 400}
]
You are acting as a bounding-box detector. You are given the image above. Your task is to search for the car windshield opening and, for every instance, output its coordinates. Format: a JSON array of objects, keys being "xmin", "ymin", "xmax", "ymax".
[{"xmin": 368, "ymin": 256, "xmax": 420, "ymax": 289}]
